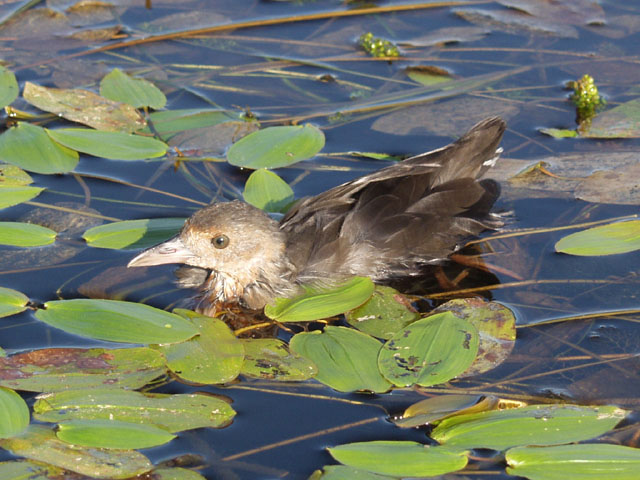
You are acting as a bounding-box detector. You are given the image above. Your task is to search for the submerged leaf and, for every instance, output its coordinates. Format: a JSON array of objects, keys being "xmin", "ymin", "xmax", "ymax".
[
  {"xmin": 0, "ymin": 123, "xmax": 79, "ymax": 174},
  {"xmin": 227, "ymin": 124, "xmax": 325, "ymax": 169},
  {"xmin": 555, "ymin": 220, "xmax": 640, "ymax": 256},
  {"xmin": 582, "ymin": 98, "xmax": 640, "ymax": 138},
  {"xmin": 290, "ymin": 326, "xmax": 390, "ymax": 393},
  {"xmin": 100, "ymin": 68, "xmax": 166, "ymax": 109},
  {"xmin": 265, "ymin": 277, "xmax": 374, "ymax": 322},
  {"xmin": 0, "ymin": 65, "xmax": 18, "ymax": 109},
  {"xmin": 47, "ymin": 128, "xmax": 168, "ymax": 160},
  {"xmin": 83, "ymin": 218, "xmax": 185, "ymax": 249},
  {"xmin": 35, "ymin": 299, "xmax": 198, "ymax": 344}
]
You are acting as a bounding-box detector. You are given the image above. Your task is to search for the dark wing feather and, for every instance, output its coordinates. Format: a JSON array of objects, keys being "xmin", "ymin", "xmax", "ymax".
[{"xmin": 280, "ymin": 117, "xmax": 505, "ymax": 281}]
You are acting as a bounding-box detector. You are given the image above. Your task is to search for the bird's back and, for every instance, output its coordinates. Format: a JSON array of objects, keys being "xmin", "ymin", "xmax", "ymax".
[{"xmin": 280, "ymin": 117, "xmax": 506, "ymax": 283}]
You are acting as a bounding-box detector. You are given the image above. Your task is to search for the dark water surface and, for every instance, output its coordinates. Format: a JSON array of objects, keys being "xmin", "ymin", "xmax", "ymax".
[{"xmin": 1, "ymin": 0, "xmax": 640, "ymax": 478}]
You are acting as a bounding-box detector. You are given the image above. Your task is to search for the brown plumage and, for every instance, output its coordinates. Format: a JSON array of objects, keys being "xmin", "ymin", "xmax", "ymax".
[{"xmin": 128, "ymin": 117, "xmax": 506, "ymax": 314}]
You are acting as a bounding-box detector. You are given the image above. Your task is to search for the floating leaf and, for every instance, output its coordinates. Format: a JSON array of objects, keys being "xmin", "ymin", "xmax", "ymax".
[
  {"xmin": 506, "ymin": 444, "xmax": 640, "ymax": 480},
  {"xmin": 0, "ymin": 387, "xmax": 29, "ymax": 438},
  {"xmin": 539, "ymin": 128, "xmax": 578, "ymax": 138},
  {"xmin": 265, "ymin": 277, "xmax": 374, "ymax": 323},
  {"xmin": 0, "ymin": 287, "xmax": 29, "ymax": 318},
  {"xmin": 100, "ymin": 68, "xmax": 166, "ymax": 110},
  {"xmin": 0, "ymin": 66, "xmax": 18, "ymax": 109},
  {"xmin": 0, "ymin": 165, "xmax": 34, "ymax": 186},
  {"xmin": 0, "ymin": 221, "xmax": 56, "ymax": 247},
  {"xmin": 153, "ymin": 467, "xmax": 208, "ymax": 480},
  {"xmin": 328, "ymin": 441, "xmax": 468, "ymax": 477},
  {"xmin": 0, "ymin": 186, "xmax": 44, "ymax": 209},
  {"xmin": 83, "ymin": 218, "xmax": 185, "ymax": 250},
  {"xmin": 34, "ymin": 389, "xmax": 235, "ymax": 432},
  {"xmin": 0, "ymin": 347, "xmax": 166, "ymax": 392},
  {"xmin": 35, "ymin": 299, "xmax": 198, "ymax": 344},
  {"xmin": 23, "ymin": 82, "xmax": 146, "ymax": 132},
  {"xmin": 139, "ymin": 109, "xmax": 238, "ymax": 139},
  {"xmin": 158, "ymin": 309, "xmax": 244, "ymax": 384},
  {"xmin": 227, "ymin": 124, "xmax": 325, "ymax": 169},
  {"xmin": 431, "ymin": 404, "xmax": 628, "ymax": 450},
  {"xmin": 47, "ymin": 128, "xmax": 168, "ymax": 160},
  {"xmin": 312, "ymin": 465, "xmax": 392, "ymax": 479},
  {"xmin": 582, "ymin": 98, "xmax": 640, "ymax": 138},
  {"xmin": 0, "ymin": 424, "xmax": 152, "ymax": 478},
  {"xmin": 346, "ymin": 285, "xmax": 419, "ymax": 339},
  {"xmin": 290, "ymin": 326, "xmax": 390, "ymax": 393},
  {"xmin": 0, "ymin": 123, "xmax": 79, "ymax": 174},
  {"xmin": 406, "ymin": 65, "xmax": 452, "ymax": 86},
  {"xmin": 555, "ymin": 221, "xmax": 640, "ymax": 256},
  {"xmin": 241, "ymin": 338, "xmax": 317, "ymax": 381},
  {"xmin": 432, "ymin": 298, "xmax": 516, "ymax": 377},
  {"xmin": 0, "ymin": 459, "xmax": 68, "ymax": 479},
  {"xmin": 394, "ymin": 394, "xmax": 499, "ymax": 428},
  {"xmin": 243, "ymin": 168, "xmax": 294, "ymax": 213},
  {"xmin": 56, "ymin": 419, "xmax": 176, "ymax": 450},
  {"xmin": 378, "ymin": 312, "xmax": 479, "ymax": 387}
]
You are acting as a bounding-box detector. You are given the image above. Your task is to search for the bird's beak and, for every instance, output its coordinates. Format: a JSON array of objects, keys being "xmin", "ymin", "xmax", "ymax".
[{"xmin": 127, "ymin": 236, "xmax": 196, "ymax": 267}]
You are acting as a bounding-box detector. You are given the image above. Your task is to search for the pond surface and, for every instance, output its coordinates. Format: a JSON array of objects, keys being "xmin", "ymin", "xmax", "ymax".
[{"xmin": 0, "ymin": 0, "xmax": 639, "ymax": 479}]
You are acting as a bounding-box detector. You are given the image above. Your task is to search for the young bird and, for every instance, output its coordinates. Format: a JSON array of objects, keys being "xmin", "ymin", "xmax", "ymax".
[{"xmin": 128, "ymin": 117, "xmax": 506, "ymax": 314}]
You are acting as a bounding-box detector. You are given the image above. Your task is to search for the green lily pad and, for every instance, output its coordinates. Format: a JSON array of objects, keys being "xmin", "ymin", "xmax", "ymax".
[
  {"xmin": 378, "ymin": 312, "xmax": 479, "ymax": 387},
  {"xmin": 0, "ymin": 387, "xmax": 29, "ymax": 438},
  {"xmin": 100, "ymin": 68, "xmax": 166, "ymax": 110},
  {"xmin": 265, "ymin": 277, "xmax": 374, "ymax": 323},
  {"xmin": 153, "ymin": 467, "xmax": 209, "ymax": 480},
  {"xmin": 328, "ymin": 441, "xmax": 468, "ymax": 477},
  {"xmin": 83, "ymin": 218, "xmax": 185, "ymax": 249},
  {"xmin": 539, "ymin": 127, "xmax": 578, "ymax": 138},
  {"xmin": 0, "ymin": 66, "xmax": 18, "ymax": 109},
  {"xmin": 0, "ymin": 123, "xmax": 79, "ymax": 174},
  {"xmin": 227, "ymin": 124, "xmax": 325, "ymax": 169},
  {"xmin": 431, "ymin": 404, "xmax": 628, "ymax": 450},
  {"xmin": 243, "ymin": 168, "xmax": 294, "ymax": 213},
  {"xmin": 0, "ymin": 221, "xmax": 57, "ymax": 247},
  {"xmin": 312, "ymin": 465, "xmax": 393, "ymax": 479},
  {"xmin": 506, "ymin": 444, "xmax": 640, "ymax": 480},
  {"xmin": 158, "ymin": 309, "xmax": 244, "ymax": 384},
  {"xmin": 56, "ymin": 419, "xmax": 176, "ymax": 450},
  {"xmin": 0, "ymin": 347, "xmax": 166, "ymax": 392},
  {"xmin": 0, "ymin": 424, "xmax": 152, "ymax": 478},
  {"xmin": 22, "ymin": 82, "xmax": 146, "ymax": 133},
  {"xmin": 346, "ymin": 285, "xmax": 419, "ymax": 339},
  {"xmin": 555, "ymin": 220, "xmax": 640, "ymax": 256},
  {"xmin": 0, "ymin": 287, "xmax": 29, "ymax": 318},
  {"xmin": 34, "ymin": 389, "xmax": 235, "ymax": 432},
  {"xmin": 35, "ymin": 299, "xmax": 198, "ymax": 344},
  {"xmin": 47, "ymin": 128, "xmax": 168, "ymax": 160},
  {"xmin": 0, "ymin": 186, "xmax": 44, "ymax": 209},
  {"xmin": 241, "ymin": 338, "xmax": 317, "ymax": 381},
  {"xmin": 0, "ymin": 165, "xmax": 34, "ymax": 186},
  {"xmin": 289, "ymin": 326, "xmax": 390, "ymax": 393}
]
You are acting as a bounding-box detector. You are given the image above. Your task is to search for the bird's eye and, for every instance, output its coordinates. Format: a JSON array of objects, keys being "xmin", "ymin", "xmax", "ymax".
[{"xmin": 211, "ymin": 234, "xmax": 230, "ymax": 249}]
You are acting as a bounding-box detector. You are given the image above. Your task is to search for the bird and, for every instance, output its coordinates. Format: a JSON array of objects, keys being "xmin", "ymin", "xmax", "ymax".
[{"xmin": 128, "ymin": 117, "xmax": 506, "ymax": 315}]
